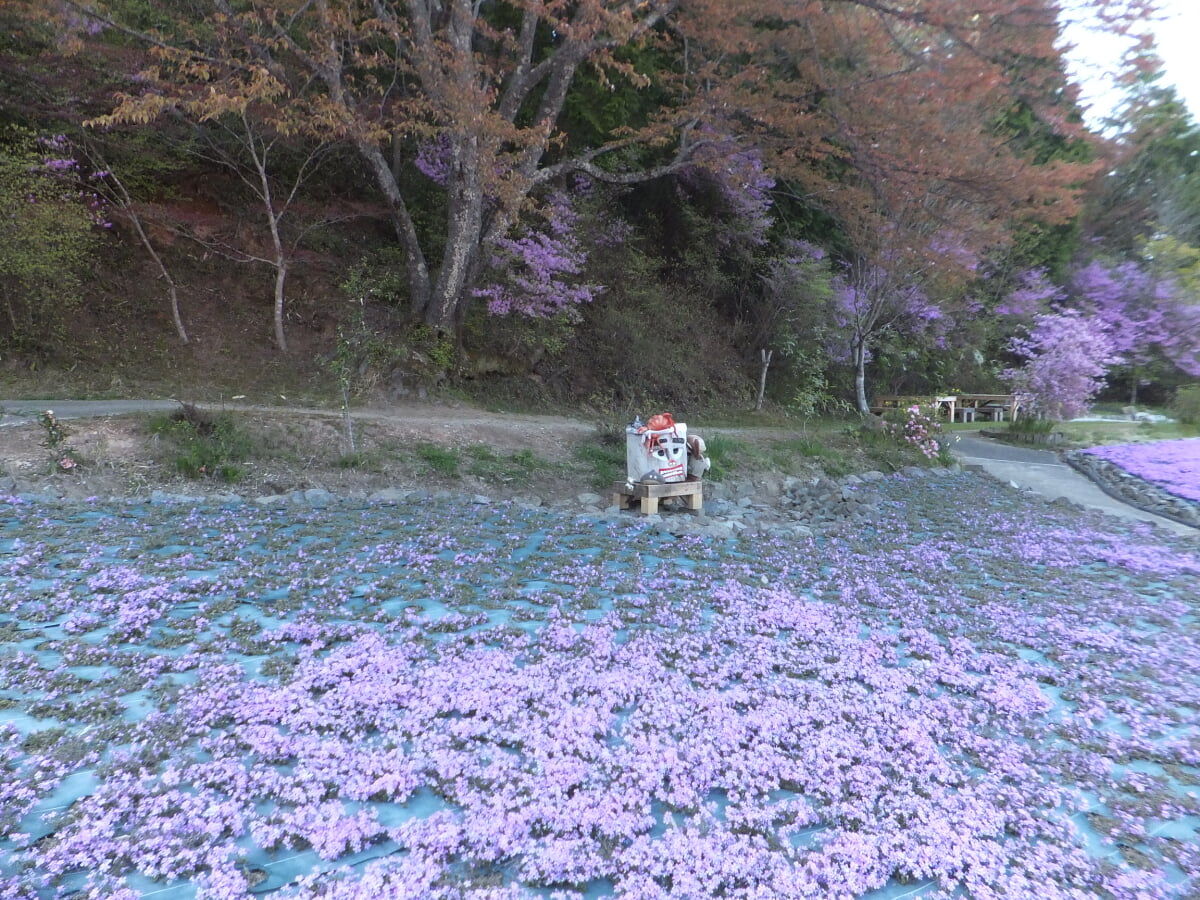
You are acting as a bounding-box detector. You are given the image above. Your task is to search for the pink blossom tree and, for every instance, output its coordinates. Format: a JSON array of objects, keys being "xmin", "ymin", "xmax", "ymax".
[{"xmin": 1002, "ymin": 309, "xmax": 1119, "ymax": 421}]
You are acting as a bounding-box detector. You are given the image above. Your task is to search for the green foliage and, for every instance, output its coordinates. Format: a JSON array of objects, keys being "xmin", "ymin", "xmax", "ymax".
[
  {"xmin": 559, "ymin": 41, "xmax": 677, "ymax": 156},
  {"xmin": 1172, "ymin": 384, "xmax": 1200, "ymax": 425},
  {"xmin": 1006, "ymin": 417, "xmax": 1056, "ymax": 435},
  {"xmin": 414, "ymin": 442, "xmax": 460, "ymax": 477},
  {"xmin": 563, "ymin": 244, "xmax": 749, "ymax": 411},
  {"xmin": 698, "ymin": 433, "xmax": 743, "ymax": 482},
  {"xmin": 341, "ymin": 248, "xmax": 410, "ymax": 308},
  {"xmin": 784, "ymin": 350, "xmax": 851, "ymax": 425},
  {"xmin": 148, "ymin": 405, "xmax": 251, "ymax": 482},
  {"xmin": 0, "ymin": 128, "xmax": 104, "ymax": 353},
  {"xmin": 463, "ymin": 306, "xmax": 576, "ymax": 378},
  {"xmin": 572, "ymin": 441, "xmax": 626, "ymax": 490},
  {"xmin": 765, "ymin": 436, "xmax": 850, "ymax": 476},
  {"xmin": 464, "ymin": 445, "xmax": 550, "ymax": 485},
  {"xmin": 410, "ymin": 325, "xmax": 457, "ymax": 371}
]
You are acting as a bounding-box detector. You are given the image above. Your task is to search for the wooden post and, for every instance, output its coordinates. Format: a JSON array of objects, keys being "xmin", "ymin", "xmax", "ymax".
[{"xmin": 756, "ymin": 349, "xmax": 773, "ymax": 411}]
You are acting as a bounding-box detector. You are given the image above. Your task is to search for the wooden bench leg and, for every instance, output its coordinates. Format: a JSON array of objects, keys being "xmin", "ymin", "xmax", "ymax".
[
  {"xmin": 686, "ymin": 491, "xmax": 703, "ymax": 512},
  {"xmin": 641, "ymin": 496, "xmax": 658, "ymax": 515}
]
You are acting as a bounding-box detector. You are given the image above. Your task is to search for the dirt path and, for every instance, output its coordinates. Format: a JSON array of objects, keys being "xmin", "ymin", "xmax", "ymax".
[{"xmin": 3, "ymin": 398, "xmax": 791, "ymax": 501}]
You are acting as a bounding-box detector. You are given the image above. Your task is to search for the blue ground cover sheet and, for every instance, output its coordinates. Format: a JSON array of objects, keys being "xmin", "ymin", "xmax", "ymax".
[{"xmin": 1, "ymin": 470, "xmax": 1198, "ymax": 899}]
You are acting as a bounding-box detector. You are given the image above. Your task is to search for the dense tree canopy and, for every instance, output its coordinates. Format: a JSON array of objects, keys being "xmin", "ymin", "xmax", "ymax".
[{"xmin": 1, "ymin": 0, "xmax": 1192, "ymax": 415}]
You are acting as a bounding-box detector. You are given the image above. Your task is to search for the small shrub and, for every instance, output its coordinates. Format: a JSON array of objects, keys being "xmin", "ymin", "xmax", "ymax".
[
  {"xmin": 37, "ymin": 410, "xmax": 79, "ymax": 473},
  {"xmin": 1006, "ymin": 417, "xmax": 1055, "ymax": 435},
  {"xmin": 1173, "ymin": 384, "xmax": 1200, "ymax": 426},
  {"xmin": 415, "ymin": 442, "xmax": 460, "ymax": 477},
  {"xmin": 701, "ymin": 433, "xmax": 745, "ymax": 482},
  {"xmin": 149, "ymin": 405, "xmax": 252, "ymax": 482}
]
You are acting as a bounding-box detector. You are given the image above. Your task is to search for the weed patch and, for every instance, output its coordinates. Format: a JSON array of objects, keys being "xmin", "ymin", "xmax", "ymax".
[
  {"xmin": 148, "ymin": 404, "xmax": 252, "ymax": 482},
  {"xmin": 700, "ymin": 433, "xmax": 748, "ymax": 482},
  {"xmin": 414, "ymin": 442, "xmax": 460, "ymax": 477},
  {"xmin": 464, "ymin": 445, "xmax": 550, "ymax": 485},
  {"xmin": 573, "ymin": 443, "xmax": 625, "ymax": 490}
]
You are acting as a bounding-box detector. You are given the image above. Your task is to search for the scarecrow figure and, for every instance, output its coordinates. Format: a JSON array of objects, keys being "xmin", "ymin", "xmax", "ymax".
[{"xmin": 625, "ymin": 413, "xmax": 709, "ymax": 486}]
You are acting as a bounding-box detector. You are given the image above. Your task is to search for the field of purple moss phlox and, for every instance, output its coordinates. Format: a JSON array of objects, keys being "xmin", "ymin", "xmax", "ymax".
[
  {"xmin": 1082, "ymin": 438, "xmax": 1200, "ymax": 502},
  {"xmin": 0, "ymin": 469, "xmax": 1198, "ymax": 899}
]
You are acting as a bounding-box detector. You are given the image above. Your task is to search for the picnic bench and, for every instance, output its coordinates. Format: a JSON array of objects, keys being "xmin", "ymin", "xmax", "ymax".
[{"xmin": 869, "ymin": 393, "xmax": 1020, "ymax": 423}]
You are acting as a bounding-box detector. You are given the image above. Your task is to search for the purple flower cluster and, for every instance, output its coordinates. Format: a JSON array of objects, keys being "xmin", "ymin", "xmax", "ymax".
[
  {"xmin": 475, "ymin": 189, "xmax": 602, "ymax": 318},
  {"xmin": 0, "ymin": 480, "xmax": 1197, "ymax": 899},
  {"xmin": 1082, "ymin": 439, "xmax": 1200, "ymax": 502}
]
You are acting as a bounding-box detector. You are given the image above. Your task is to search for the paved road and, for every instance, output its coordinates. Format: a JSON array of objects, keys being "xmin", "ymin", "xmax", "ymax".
[{"xmin": 952, "ymin": 433, "xmax": 1196, "ymax": 537}]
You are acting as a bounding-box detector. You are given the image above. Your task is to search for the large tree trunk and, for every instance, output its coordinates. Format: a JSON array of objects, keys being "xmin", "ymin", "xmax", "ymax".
[
  {"xmin": 356, "ymin": 140, "xmax": 433, "ymax": 317},
  {"xmin": 425, "ymin": 137, "xmax": 485, "ymax": 334}
]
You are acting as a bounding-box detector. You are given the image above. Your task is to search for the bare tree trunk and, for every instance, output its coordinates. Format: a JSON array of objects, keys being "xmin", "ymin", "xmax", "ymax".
[
  {"xmin": 341, "ymin": 382, "xmax": 356, "ymax": 455},
  {"xmin": 272, "ymin": 260, "xmax": 288, "ymax": 353},
  {"xmin": 756, "ymin": 349, "xmax": 773, "ymax": 410},
  {"xmin": 242, "ymin": 111, "xmax": 291, "ymax": 353},
  {"xmin": 108, "ymin": 171, "xmax": 189, "ymax": 344},
  {"xmin": 854, "ymin": 340, "xmax": 870, "ymax": 416}
]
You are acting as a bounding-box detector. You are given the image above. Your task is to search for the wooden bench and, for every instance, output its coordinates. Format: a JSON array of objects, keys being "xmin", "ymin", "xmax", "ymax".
[{"xmin": 611, "ymin": 480, "xmax": 703, "ymax": 515}]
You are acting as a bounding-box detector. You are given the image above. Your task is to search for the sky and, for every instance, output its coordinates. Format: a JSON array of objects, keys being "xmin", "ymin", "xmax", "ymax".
[{"xmin": 1061, "ymin": 0, "xmax": 1200, "ymax": 129}]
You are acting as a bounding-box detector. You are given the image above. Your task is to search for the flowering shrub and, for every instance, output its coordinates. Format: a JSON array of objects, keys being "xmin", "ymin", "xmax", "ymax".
[
  {"xmin": 473, "ymin": 188, "xmax": 602, "ymax": 318},
  {"xmin": 885, "ymin": 404, "xmax": 944, "ymax": 459}
]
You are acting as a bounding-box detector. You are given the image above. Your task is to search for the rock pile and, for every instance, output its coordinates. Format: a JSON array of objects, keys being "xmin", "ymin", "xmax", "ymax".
[
  {"xmin": 778, "ymin": 471, "xmax": 886, "ymax": 528},
  {"xmin": 566, "ymin": 470, "xmax": 896, "ymax": 541}
]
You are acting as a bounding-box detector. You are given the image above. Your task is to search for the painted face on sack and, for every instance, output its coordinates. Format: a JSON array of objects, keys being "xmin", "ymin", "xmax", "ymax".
[{"xmin": 645, "ymin": 433, "xmax": 687, "ymax": 482}]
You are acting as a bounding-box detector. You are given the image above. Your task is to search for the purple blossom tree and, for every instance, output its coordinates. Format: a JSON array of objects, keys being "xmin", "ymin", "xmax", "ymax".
[
  {"xmin": 1071, "ymin": 258, "xmax": 1200, "ymax": 401},
  {"xmin": 833, "ymin": 262, "xmax": 949, "ymax": 416},
  {"xmin": 472, "ymin": 187, "xmax": 602, "ymax": 319},
  {"xmin": 1002, "ymin": 309, "xmax": 1119, "ymax": 420},
  {"xmin": 678, "ymin": 138, "xmax": 775, "ymax": 250},
  {"xmin": 997, "ymin": 267, "xmax": 1064, "ymax": 319}
]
